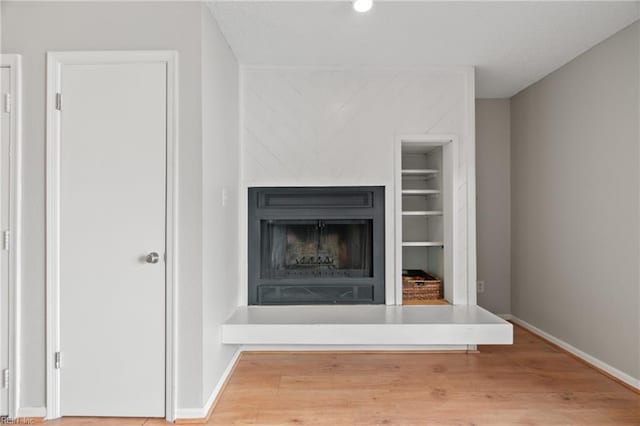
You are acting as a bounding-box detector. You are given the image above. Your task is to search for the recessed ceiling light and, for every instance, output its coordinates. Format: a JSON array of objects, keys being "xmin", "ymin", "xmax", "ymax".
[{"xmin": 353, "ymin": 0, "xmax": 373, "ymax": 13}]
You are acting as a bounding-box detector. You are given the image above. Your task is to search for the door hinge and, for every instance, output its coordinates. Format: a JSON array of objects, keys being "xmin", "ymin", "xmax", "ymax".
[
  {"xmin": 3, "ymin": 93, "xmax": 11, "ymax": 113},
  {"xmin": 2, "ymin": 369, "xmax": 8, "ymax": 389},
  {"xmin": 2, "ymin": 230, "xmax": 9, "ymax": 251},
  {"xmin": 54, "ymin": 352, "xmax": 61, "ymax": 369},
  {"xmin": 55, "ymin": 93, "xmax": 62, "ymax": 111}
]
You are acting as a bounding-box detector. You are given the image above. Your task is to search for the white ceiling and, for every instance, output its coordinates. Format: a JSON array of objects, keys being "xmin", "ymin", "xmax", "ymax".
[{"xmin": 209, "ymin": 1, "xmax": 639, "ymax": 98}]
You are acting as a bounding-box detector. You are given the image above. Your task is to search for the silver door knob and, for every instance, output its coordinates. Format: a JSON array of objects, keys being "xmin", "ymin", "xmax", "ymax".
[{"xmin": 146, "ymin": 252, "xmax": 160, "ymax": 264}]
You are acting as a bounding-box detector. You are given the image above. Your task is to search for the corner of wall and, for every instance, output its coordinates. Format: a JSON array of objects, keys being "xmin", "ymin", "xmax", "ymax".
[
  {"xmin": 198, "ymin": 1, "xmax": 241, "ymax": 415},
  {"xmin": 475, "ymin": 99, "xmax": 512, "ymax": 315}
]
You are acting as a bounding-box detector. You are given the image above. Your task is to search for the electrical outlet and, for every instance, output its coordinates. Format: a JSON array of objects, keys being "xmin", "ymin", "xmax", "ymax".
[{"xmin": 477, "ymin": 280, "xmax": 485, "ymax": 293}]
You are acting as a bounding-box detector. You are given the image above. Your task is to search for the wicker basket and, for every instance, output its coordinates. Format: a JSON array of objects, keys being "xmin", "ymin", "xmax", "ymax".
[{"xmin": 402, "ymin": 269, "xmax": 443, "ymax": 301}]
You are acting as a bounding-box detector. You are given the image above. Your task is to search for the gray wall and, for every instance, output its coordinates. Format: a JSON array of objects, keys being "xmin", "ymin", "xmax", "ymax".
[
  {"xmin": 511, "ymin": 22, "xmax": 639, "ymax": 380},
  {"xmin": 475, "ymin": 99, "xmax": 511, "ymax": 315},
  {"xmin": 200, "ymin": 5, "xmax": 240, "ymax": 403},
  {"xmin": 1, "ymin": 1, "xmax": 240, "ymax": 414}
]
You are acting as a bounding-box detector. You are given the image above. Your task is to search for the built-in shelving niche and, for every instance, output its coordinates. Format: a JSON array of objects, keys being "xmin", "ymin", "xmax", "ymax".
[{"xmin": 400, "ymin": 144, "xmax": 448, "ymax": 305}]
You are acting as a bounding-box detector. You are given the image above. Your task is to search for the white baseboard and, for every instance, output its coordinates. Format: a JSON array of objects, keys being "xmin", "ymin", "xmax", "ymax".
[
  {"xmin": 174, "ymin": 406, "xmax": 207, "ymax": 420},
  {"xmin": 17, "ymin": 406, "xmax": 47, "ymax": 418},
  {"xmin": 510, "ymin": 316, "xmax": 640, "ymax": 391},
  {"xmin": 175, "ymin": 348, "xmax": 242, "ymax": 420},
  {"xmin": 498, "ymin": 314, "xmax": 513, "ymax": 320}
]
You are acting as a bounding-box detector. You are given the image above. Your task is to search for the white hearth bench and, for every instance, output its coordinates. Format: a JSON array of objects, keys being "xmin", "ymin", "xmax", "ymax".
[{"xmin": 222, "ymin": 305, "xmax": 512, "ymax": 347}]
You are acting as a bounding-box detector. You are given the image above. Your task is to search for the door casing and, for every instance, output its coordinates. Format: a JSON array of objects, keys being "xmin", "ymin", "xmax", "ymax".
[
  {"xmin": 0, "ymin": 54, "xmax": 22, "ymax": 420},
  {"xmin": 45, "ymin": 51, "xmax": 178, "ymax": 421}
]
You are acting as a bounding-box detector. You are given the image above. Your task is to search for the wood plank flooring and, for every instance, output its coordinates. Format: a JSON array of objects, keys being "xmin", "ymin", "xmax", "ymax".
[{"xmin": 48, "ymin": 324, "xmax": 640, "ymax": 425}]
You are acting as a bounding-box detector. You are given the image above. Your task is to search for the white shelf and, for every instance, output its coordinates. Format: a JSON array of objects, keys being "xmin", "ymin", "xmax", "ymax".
[
  {"xmin": 401, "ymin": 189, "xmax": 440, "ymax": 195},
  {"xmin": 402, "ymin": 241, "xmax": 444, "ymax": 247},
  {"xmin": 402, "ymin": 169, "xmax": 438, "ymax": 176},
  {"xmin": 402, "ymin": 210, "xmax": 443, "ymax": 216}
]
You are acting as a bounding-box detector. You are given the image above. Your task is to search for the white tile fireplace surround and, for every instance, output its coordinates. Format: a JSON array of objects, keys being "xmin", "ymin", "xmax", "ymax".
[{"xmin": 225, "ymin": 66, "xmax": 512, "ymax": 347}]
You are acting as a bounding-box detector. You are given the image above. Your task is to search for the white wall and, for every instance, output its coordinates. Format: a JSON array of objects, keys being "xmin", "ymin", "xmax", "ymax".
[
  {"xmin": 511, "ymin": 22, "xmax": 639, "ymax": 381},
  {"xmin": 200, "ymin": 4, "xmax": 240, "ymax": 408},
  {"xmin": 240, "ymin": 67, "xmax": 477, "ymax": 305},
  {"xmin": 475, "ymin": 99, "xmax": 511, "ymax": 315},
  {"xmin": 1, "ymin": 1, "xmax": 241, "ymax": 415}
]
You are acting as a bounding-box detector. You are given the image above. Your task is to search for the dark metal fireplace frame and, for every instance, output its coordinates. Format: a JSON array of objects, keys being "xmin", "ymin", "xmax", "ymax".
[{"xmin": 248, "ymin": 186, "xmax": 385, "ymax": 305}]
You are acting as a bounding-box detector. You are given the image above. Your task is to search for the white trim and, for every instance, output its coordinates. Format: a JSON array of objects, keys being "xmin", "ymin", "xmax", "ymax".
[
  {"xmin": 394, "ymin": 134, "xmax": 457, "ymax": 305},
  {"xmin": 0, "ymin": 54, "xmax": 22, "ymax": 420},
  {"xmin": 14, "ymin": 407, "xmax": 46, "ymax": 419},
  {"xmin": 637, "ymin": 19, "xmax": 640, "ymax": 397},
  {"xmin": 384, "ymin": 184, "xmax": 395, "ymax": 305},
  {"xmin": 164, "ymin": 50, "xmax": 179, "ymax": 425},
  {"xmin": 464, "ymin": 67, "xmax": 477, "ymax": 305},
  {"xmin": 174, "ymin": 407, "xmax": 208, "ymax": 420},
  {"xmin": 45, "ymin": 50, "xmax": 179, "ymax": 421},
  {"xmin": 510, "ymin": 316, "xmax": 640, "ymax": 391},
  {"xmin": 45, "ymin": 52, "xmax": 60, "ymax": 421},
  {"xmin": 175, "ymin": 349, "xmax": 242, "ymax": 420}
]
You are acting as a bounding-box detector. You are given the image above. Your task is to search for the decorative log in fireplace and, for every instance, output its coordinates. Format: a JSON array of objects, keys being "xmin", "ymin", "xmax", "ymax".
[{"xmin": 248, "ymin": 187, "xmax": 385, "ymax": 305}]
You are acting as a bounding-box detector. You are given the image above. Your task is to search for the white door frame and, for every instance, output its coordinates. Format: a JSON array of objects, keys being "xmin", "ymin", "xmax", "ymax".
[
  {"xmin": 45, "ymin": 51, "xmax": 179, "ymax": 421},
  {"xmin": 0, "ymin": 53, "xmax": 22, "ymax": 420}
]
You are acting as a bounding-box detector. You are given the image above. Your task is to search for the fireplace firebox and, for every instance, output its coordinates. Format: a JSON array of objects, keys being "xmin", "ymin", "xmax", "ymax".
[{"xmin": 248, "ymin": 187, "xmax": 385, "ymax": 305}]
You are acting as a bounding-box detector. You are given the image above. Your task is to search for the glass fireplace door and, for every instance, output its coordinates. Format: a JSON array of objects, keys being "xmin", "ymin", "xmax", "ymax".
[
  {"xmin": 258, "ymin": 219, "xmax": 375, "ymax": 304},
  {"xmin": 261, "ymin": 219, "xmax": 373, "ymax": 280}
]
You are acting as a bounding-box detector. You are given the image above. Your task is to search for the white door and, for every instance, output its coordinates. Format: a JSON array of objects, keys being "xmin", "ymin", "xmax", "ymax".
[
  {"xmin": 58, "ymin": 61, "xmax": 167, "ymax": 417},
  {"xmin": 0, "ymin": 65, "xmax": 11, "ymax": 418}
]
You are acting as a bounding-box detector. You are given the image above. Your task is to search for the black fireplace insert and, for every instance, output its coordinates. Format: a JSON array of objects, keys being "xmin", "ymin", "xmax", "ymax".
[{"xmin": 248, "ymin": 187, "xmax": 385, "ymax": 305}]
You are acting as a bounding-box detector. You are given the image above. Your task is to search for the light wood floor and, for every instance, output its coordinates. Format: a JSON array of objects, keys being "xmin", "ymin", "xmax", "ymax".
[{"xmin": 48, "ymin": 324, "xmax": 640, "ymax": 425}]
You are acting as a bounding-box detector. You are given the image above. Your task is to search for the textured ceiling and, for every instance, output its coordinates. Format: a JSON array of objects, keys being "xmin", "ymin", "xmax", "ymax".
[{"xmin": 209, "ymin": 1, "xmax": 639, "ymax": 98}]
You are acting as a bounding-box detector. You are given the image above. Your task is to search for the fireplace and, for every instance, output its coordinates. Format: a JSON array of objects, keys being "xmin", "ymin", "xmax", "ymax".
[{"xmin": 248, "ymin": 187, "xmax": 385, "ymax": 305}]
